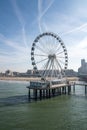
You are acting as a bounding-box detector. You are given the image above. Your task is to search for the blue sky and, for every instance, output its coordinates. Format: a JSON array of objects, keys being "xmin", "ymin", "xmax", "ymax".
[{"xmin": 0, "ymin": 0, "xmax": 87, "ymax": 72}]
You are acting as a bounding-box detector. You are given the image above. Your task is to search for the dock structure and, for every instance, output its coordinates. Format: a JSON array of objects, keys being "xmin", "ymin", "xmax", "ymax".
[
  {"xmin": 71, "ymin": 81, "xmax": 87, "ymax": 94},
  {"xmin": 27, "ymin": 79, "xmax": 71, "ymax": 100}
]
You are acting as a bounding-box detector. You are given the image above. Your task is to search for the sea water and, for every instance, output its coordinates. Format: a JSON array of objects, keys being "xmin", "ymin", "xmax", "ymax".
[{"xmin": 0, "ymin": 80, "xmax": 87, "ymax": 130}]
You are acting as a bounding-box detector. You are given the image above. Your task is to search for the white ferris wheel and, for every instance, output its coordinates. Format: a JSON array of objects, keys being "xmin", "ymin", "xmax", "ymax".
[{"xmin": 31, "ymin": 32, "xmax": 68, "ymax": 80}]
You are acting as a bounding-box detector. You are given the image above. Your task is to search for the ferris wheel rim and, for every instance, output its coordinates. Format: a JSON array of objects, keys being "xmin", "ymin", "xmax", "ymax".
[{"xmin": 31, "ymin": 32, "xmax": 68, "ymax": 78}]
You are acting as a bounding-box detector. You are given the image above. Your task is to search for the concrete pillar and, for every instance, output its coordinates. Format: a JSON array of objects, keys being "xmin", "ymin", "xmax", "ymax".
[
  {"xmin": 40, "ymin": 90, "xmax": 42, "ymax": 100},
  {"xmin": 68, "ymin": 85, "xmax": 71, "ymax": 95},
  {"xmin": 34, "ymin": 89, "xmax": 37, "ymax": 100},
  {"xmin": 43, "ymin": 89, "xmax": 45, "ymax": 98},
  {"xmin": 73, "ymin": 84, "xmax": 75, "ymax": 93},
  {"xmin": 28, "ymin": 88, "xmax": 30, "ymax": 100},
  {"xmin": 46, "ymin": 89, "xmax": 48, "ymax": 98},
  {"xmin": 62, "ymin": 87, "xmax": 64, "ymax": 94},
  {"xmin": 59, "ymin": 88, "xmax": 61, "ymax": 95},
  {"xmin": 49, "ymin": 89, "xmax": 51, "ymax": 98},
  {"xmin": 64, "ymin": 87, "xmax": 66, "ymax": 94},
  {"xmin": 85, "ymin": 85, "xmax": 87, "ymax": 94},
  {"xmin": 52, "ymin": 89, "xmax": 55, "ymax": 96},
  {"xmin": 57, "ymin": 88, "xmax": 59, "ymax": 95}
]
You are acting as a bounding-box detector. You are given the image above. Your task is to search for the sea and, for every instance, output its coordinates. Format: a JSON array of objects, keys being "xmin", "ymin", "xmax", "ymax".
[{"xmin": 0, "ymin": 80, "xmax": 87, "ymax": 130}]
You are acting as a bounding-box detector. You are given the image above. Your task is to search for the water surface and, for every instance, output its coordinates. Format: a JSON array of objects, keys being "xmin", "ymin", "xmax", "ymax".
[{"xmin": 0, "ymin": 80, "xmax": 87, "ymax": 130}]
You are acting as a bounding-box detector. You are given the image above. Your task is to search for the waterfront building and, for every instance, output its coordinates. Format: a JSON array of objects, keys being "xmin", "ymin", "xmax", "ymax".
[
  {"xmin": 27, "ymin": 69, "xmax": 33, "ymax": 75},
  {"xmin": 78, "ymin": 59, "xmax": 87, "ymax": 74},
  {"xmin": 78, "ymin": 59, "xmax": 87, "ymax": 80},
  {"xmin": 5, "ymin": 70, "xmax": 13, "ymax": 76},
  {"xmin": 65, "ymin": 69, "xmax": 77, "ymax": 77}
]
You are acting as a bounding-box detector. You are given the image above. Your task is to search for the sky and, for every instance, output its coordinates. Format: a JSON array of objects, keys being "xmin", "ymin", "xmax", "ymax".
[{"xmin": 0, "ymin": 0, "xmax": 87, "ymax": 72}]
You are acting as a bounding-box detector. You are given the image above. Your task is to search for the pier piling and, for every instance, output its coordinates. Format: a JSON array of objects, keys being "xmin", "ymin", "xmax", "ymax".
[
  {"xmin": 73, "ymin": 83, "xmax": 75, "ymax": 93},
  {"xmin": 85, "ymin": 85, "xmax": 87, "ymax": 94},
  {"xmin": 68, "ymin": 85, "xmax": 71, "ymax": 95},
  {"xmin": 28, "ymin": 89, "xmax": 30, "ymax": 100},
  {"xmin": 27, "ymin": 82, "xmax": 73, "ymax": 101}
]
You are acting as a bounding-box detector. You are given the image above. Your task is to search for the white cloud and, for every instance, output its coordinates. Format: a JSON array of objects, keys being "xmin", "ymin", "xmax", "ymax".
[
  {"xmin": 10, "ymin": 0, "xmax": 29, "ymax": 52},
  {"xmin": 62, "ymin": 23, "xmax": 87, "ymax": 35},
  {"xmin": 0, "ymin": 32, "xmax": 32, "ymax": 72},
  {"xmin": 0, "ymin": 34, "xmax": 26, "ymax": 52},
  {"xmin": 67, "ymin": 36, "xmax": 87, "ymax": 71}
]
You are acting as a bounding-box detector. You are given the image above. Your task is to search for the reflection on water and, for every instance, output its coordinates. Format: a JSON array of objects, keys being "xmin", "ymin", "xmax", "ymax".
[
  {"xmin": 0, "ymin": 81, "xmax": 87, "ymax": 130},
  {"xmin": 0, "ymin": 95, "xmax": 28, "ymax": 107}
]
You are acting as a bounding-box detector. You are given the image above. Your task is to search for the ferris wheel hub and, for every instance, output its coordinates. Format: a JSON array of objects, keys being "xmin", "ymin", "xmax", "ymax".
[{"xmin": 48, "ymin": 54, "xmax": 56, "ymax": 59}]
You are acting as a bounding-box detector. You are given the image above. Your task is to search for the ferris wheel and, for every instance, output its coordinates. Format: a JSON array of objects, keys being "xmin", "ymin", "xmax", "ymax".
[{"xmin": 31, "ymin": 32, "xmax": 68, "ymax": 79}]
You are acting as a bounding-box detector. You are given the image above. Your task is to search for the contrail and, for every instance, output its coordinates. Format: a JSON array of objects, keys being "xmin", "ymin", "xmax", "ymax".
[
  {"xmin": 10, "ymin": 0, "xmax": 25, "ymax": 27},
  {"xmin": 38, "ymin": 0, "xmax": 55, "ymax": 19},
  {"xmin": 38, "ymin": 0, "xmax": 43, "ymax": 33},
  {"xmin": 61, "ymin": 23, "xmax": 87, "ymax": 36},
  {"xmin": 0, "ymin": 34, "xmax": 25, "ymax": 52},
  {"xmin": 22, "ymin": 26, "xmax": 29, "ymax": 50},
  {"xmin": 38, "ymin": 0, "xmax": 55, "ymax": 33},
  {"xmin": 10, "ymin": 0, "xmax": 29, "ymax": 51}
]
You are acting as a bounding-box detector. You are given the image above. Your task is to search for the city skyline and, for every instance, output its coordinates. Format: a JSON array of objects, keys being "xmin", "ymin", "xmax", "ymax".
[
  {"xmin": 0, "ymin": 0, "xmax": 87, "ymax": 72},
  {"xmin": 0, "ymin": 58, "xmax": 85, "ymax": 73}
]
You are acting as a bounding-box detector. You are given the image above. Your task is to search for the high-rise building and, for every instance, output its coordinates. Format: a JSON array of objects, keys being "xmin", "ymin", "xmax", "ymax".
[{"xmin": 78, "ymin": 59, "xmax": 87, "ymax": 74}]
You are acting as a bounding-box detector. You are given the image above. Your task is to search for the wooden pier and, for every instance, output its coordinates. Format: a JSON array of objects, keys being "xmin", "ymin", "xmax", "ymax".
[{"xmin": 27, "ymin": 82, "xmax": 71, "ymax": 100}]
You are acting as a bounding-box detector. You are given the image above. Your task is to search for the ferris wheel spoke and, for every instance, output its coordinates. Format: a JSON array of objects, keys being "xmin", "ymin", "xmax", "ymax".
[
  {"xmin": 56, "ymin": 57, "xmax": 65, "ymax": 65},
  {"xmin": 51, "ymin": 36, "xmax": 55, "ymax": 46},
  {"xmin": 51, "ymin": 37, "xmax": 56, "ymax": 51},
  {"xmin": 36, "ymin": 58, "xmax": 48, "ymax": 64},
  {"xmin": 54, "ymin": 39, "xmax": 58, "ymax": 49},
  {"xmin": 45, "ymin": 37, "xmax": 53, "ymax": 53},
  {"xmin": 34, "ymin": 54, "xmax": 47, "ymax": 57},
  {"xmin": 38, "ymin": 38, "xmax": 52, "ymax": 54},
  {"xmin": 56, "ymin": 55, "xmax": 65, "ymax": 58},
  {"xmin": 35, "ymin": 45, "xmax": 48, "ymax": 54},
  {"xmin": 57, "ymin": 58, "xmax": 65, "ymax": 65},
  {"xmin": 55, "ymin": 44, "xmax": 62, "ymax": 54},
  {"xmin": 38, "ymin": 40, "xmax": 48, "ymax": 52},
  {"xmin": 56, "ymin": 51, "xmax": 64, "ymax": 55}
]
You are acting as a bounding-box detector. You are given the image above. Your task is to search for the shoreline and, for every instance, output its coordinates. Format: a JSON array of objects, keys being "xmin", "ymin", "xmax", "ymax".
[
  {"xmin": 0, "ymin": 76, "xmax": 41, "ymax": 81},
  {"xmin": 0, "ymin": 76, "xmax": 79, "ymax": 82}
]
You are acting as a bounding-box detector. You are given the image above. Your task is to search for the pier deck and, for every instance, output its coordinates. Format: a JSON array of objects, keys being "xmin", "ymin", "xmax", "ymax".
[{"xmin": 27, "ymin": 82, "xmax": 71, "ymax": 100}]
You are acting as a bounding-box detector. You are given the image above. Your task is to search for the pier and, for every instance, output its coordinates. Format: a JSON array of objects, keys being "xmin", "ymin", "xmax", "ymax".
[
  {"xmin": 71, "ymin": 81, "xmax": 87, "ymax": 94},
  {"xmin": 27, "ymin": 80, "xmax": 71, "ymax": 100},
  {"xmin": 27, "ymin": 78, "xmax": 87, "ymax": 100}
]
